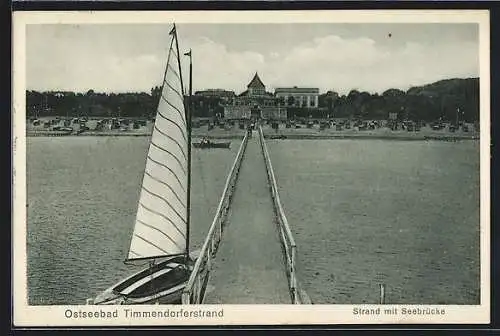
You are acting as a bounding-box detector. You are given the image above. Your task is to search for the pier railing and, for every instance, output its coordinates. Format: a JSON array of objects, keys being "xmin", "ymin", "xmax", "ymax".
[
  {"xmin": 258, "ymin": 126, "xmax": 311, "ymax": 304},
  {"xmin": 182, "ymin": 132, "xmax": 249, "ymax": 304}
]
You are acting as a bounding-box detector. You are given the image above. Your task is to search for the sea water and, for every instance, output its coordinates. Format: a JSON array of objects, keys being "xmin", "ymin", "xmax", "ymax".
[
  {"xmin": 26, "ymin": 136, "xmax": 241, "ymax": 305},
  {"xmin": 26, "ymin": 137, "xmax": 480, "ymax": 305},
  {"xmin": 268, "ymin": 139, "xmax": 480, "ymax": 304}
]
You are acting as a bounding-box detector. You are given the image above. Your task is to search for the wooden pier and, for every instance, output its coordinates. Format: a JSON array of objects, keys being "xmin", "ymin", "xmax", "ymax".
[{"xmin": 182, "ymin": 126, "xmax": 310, "ymax": 304}]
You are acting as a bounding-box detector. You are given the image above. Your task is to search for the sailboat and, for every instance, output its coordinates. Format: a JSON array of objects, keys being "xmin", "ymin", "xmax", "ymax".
[{"xmin": 90, "ymin": 24, "xmax": 196, "ymax": 305}]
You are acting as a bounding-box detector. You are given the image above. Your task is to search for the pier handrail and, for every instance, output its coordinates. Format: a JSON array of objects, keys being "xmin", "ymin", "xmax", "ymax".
[
  {"xmin": 182, "ymin": 132, "xmax": 249, "ymax": 304},
  {"xmin": 258, "ymin": 126, "xmax": 310, "ymax": 304}
]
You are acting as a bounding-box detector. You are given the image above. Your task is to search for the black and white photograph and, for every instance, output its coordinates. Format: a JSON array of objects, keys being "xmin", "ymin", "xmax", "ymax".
[{"xmin": 13, "ymin": 10, "xmax": 490, "ymax": 325}]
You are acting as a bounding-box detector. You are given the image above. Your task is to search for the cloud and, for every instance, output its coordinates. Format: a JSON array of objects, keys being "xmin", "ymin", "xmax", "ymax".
[
  {"xmin": 179, "ymin": 36, "xmax": 266, "ymax": 93},
  {"xmin": 265, "ymin": 35, "xmax": 478, "ymax": 94},
  {"xmin": 185, "ymin": 34, "xmax": 478, "ymax": 95},
  {"xmin": 26, "ymin": 27, "xmax": 167, "ymax": 93},
  {"xmin": 270, "ymin": 52, "xmax": 280, "ymax": 59},
  {"xmin": 26, "ymin": 28, "xmax": 478, "ymax": 95}
]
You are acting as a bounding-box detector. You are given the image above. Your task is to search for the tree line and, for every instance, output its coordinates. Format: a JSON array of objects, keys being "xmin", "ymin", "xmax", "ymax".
[
  {"xmin": 315, "ymin": 77, "xmax": 479, "ymax": 122},
  {"xmin": 26, "ymin": 77, "xmax": 478, "ymax": 122}
]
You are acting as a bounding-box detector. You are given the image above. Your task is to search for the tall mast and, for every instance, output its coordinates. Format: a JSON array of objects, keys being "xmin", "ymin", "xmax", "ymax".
[
  {"xmin": 187, "ymin": 49, "xmax": 192, "ymax": 97},
  {"xmin": 184, "ymin": 48, "xmax": 193, "ymax": 261},
  {"xmin": 172, "ymin": 24, "xmax": 191, "ymax": 260}
]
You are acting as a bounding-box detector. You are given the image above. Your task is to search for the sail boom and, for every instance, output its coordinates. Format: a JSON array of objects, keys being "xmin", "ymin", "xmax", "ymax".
[{"xmin": 124, "ymin": 252, "xmax": 188, "ymax": 263}]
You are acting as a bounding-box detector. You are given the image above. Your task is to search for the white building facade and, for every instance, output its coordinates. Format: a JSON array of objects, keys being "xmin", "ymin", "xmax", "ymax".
[{"xmin": 274, "ymin": 87, "xmax": 319, "ymax": 108}]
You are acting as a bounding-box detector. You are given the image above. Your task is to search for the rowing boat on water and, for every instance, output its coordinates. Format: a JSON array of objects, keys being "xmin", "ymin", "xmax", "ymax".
[{"xmin": 192, "ymin": 141, "xmax": 231, "ymax": 149}]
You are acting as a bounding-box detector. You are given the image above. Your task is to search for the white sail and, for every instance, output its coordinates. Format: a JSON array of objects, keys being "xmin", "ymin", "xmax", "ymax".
[{"xmin": 127, "ymin": 26, "xmax": 188, "ymax": 261}]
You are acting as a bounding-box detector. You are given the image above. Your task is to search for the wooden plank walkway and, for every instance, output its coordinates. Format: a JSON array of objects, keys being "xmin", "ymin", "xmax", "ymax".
[{"xmin": 203, "ymin": 133, "xmax": 291, "ymax": 304}]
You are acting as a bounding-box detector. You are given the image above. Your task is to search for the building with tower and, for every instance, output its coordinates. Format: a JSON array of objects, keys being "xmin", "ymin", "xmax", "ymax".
[{"xmin": 223, "ymin": 73, "xmax": 287, "ymax": 121}]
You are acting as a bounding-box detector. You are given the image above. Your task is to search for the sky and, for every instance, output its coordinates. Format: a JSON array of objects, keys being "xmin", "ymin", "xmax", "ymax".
[{"xmin": 26, "ymin": 23, "xmax": 479, "ymax": 95}]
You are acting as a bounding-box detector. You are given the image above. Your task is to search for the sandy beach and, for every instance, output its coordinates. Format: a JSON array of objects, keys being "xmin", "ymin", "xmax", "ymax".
[{"xmin": 26, "ymin": 118, "xmax": 479, "ymax": 141}]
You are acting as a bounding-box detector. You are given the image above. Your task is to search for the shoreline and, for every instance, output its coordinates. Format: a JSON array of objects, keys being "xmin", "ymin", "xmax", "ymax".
[
  {"xmin": 27, "ymin": 130, "xmax": 479, "ymax": 141},
  {"xmin": 26, "ymin": 131, "xmax": 246, "ymax": 139},
  {"xmin": 262, "ymin": 133, "xmax": 479, "ymax": 141}
]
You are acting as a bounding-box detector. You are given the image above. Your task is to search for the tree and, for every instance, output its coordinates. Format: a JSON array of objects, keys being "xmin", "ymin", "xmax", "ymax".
[
  {"xmin": 23, "ymin": 78, "xmax": 478, "ymax": 122},
  {"xmin": 277, "ymin": 96, "xmax": 285, "ymax": 106},
  {"xmin": 322, "ymin": 91, "xmax": 339, "ymax": 114}
]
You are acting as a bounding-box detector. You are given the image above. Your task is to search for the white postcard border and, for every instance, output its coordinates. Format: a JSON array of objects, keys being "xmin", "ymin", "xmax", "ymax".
[{"xmin": 12, "ymin": 9, "xmax": 491, "ymax": 326}]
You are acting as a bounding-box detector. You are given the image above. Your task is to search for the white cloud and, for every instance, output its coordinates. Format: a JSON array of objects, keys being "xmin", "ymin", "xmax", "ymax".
[
  {"xmin": 184, "ymin": 34, "xmax": 478, "ymax": 95},
  {"xmin": 180, "ymin": 37, "xmax": 266, "ymax": 93},
  {"xmin": 270, "ymin": 52, "xmax": 280, "ymax": 59},
  {"xmin": 26, "ymin": 29, "xmax": 167, "ymax": 93},
  {"xmin": 26, "ymin": 28, "xmax": 478, "ymax": 95},
  {"xmin": 264, "ymin": 35, "xmax": 478, "ymax": 94}
]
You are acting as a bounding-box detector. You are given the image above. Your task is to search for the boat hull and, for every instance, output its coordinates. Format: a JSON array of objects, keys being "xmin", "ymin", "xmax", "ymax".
[
  {"xmin": 193, "ymin": 142, "xmax": 231, "ymax": 149},
  {"xmin": 269, "ymin": 135, "xmax": 287, "ymax": 140},
  {"xmin": 91, "ymin": 256, "xmax": 194, "ymax": 305}
]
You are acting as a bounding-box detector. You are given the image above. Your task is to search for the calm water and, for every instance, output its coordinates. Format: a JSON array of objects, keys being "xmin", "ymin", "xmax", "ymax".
[
  {"xmin": 27, "ymin": 137, "xmax": 241, "ymax": 305},
  {"xmin": 268, "ymin": 139, "xmax": 480, "ymax": 304},
  {"xmin": 27, "ymin": 137, "xmax": 480, "ymax": 305}
]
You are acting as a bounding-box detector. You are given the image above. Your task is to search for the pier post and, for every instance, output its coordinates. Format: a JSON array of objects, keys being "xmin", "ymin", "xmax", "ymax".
[{"xmin": 379, "ymin": 283, "xmax": 386, "ymax": 304}]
